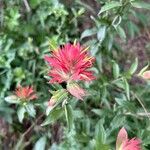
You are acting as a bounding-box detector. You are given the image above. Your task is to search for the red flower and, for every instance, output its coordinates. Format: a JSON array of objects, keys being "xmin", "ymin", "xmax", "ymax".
[
  {"xmin": 15, "ymin": 85, "xmax": 37, "ymax": 101},
  {"xmin": 116, "ymin": 127, "xmax": 141, "ymax": 150},
  {"xmin": 44, "ymin": 43, "xmax": 95, "ymax": 83}
]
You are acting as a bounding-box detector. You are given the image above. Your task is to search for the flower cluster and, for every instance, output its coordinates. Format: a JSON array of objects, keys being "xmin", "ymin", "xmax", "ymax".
[
  {"xmin": 15, "ymin": 85, "xmax": 37, "ymax": 101},
  {"xmin": 45, "ymin": 43, "xmax": 95, "ymax": 83},
  {"xmin": 45, "ymin": 42, "xmax": 95, "ymax": 103},
  {"xmin": 116, "ymin": 127, "xmax": 141, "ymax": 150}
]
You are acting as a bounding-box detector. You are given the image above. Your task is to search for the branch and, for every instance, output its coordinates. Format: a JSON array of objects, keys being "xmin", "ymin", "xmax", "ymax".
[
  {"xmin": 23, "ymin": 0, "xmax": 31, "ymax": 12},
  {"xmin": 14, "ymin": 113, "xmax": 45, "ymax": 150},
  {"xmin": 131, "ymin": 91, "xmax": 150, "ymax": 121},
  {"xmin": 23, "ymin": 113, "xmax": 44, "ymax": 137}
]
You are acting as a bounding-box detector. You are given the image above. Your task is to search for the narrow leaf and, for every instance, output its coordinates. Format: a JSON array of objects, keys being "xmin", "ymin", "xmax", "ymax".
[
  {"xmin": 131, "ymin": 2, "xmax": 150, "ymax": 10},
  {"xmin": 81, "ymin": 28, "xmax": 96, "ymax": 39},
  {"xmin": 112, "ymin": 61, "xmax": 120, "ymax": 79},
  {"xmin": 99, "ymin": 1, "xmax": 122, "ymax": 14},
  {"xmin": 138, "ymin": 63, "xmax": 149, "ymax": 76},
  {"xmin": 65, "ymin": 104, "xmax": 74, "ymax": 130},
  {"xmin": 25, "ymin": 103, "xmax": 36, "ymax": 117},
  {"xmin": 129, "ymin": 58, "xmax": 138, "ymax": 75},
  {"xmin": 97, "ymin": 26, "xmax": 106, "ymax": 42},
  {"xmin": 117, "ymin": 26, "xmax": 126, "ymax": 40},
  {"xmin": 41, "ymin": 107, "xmax": 63, "ymax": 126},
  {"xmin": 124, "ymin": 79, "xmax": 130, "ymax": 100},
  {"xmin": 34, "ymin": 136, "xmax": 47, "ymax": 150},
  {"xmin": 5, "ymin": 95, "xmax": 20, "ymax": 104}
]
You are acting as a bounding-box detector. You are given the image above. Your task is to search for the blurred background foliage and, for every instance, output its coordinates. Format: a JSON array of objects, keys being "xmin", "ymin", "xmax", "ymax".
[{"xmin": 0, "ymin": 0, "xmax": 150, "ymax": 149}]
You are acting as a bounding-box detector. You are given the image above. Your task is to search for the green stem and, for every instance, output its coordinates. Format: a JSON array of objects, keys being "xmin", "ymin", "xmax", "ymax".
[
  {"xmin": 64, "ymin": 104, "xmax": 69, "ymax": 128},
  {"xmin": 131, "ymin": 91, "xmax": 150, "ymax": 121}
]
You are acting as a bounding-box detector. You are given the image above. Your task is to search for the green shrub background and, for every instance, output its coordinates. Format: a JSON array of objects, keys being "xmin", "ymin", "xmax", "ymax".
[{"xmin": 0, "ymin": 0, "xmax": 150, "ymax": 149}]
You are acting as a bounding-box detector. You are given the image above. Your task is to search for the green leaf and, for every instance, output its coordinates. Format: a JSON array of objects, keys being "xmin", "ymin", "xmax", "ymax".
[
  {"xmin": 41, "ymin": 107, "xmax": 63, "ymax": 126},
  {"xmin": 77, "ymin": 8, "xmax": 85, "ymax": 16},
  {"xmin": 34, "ymin": 136, "xmax": 47, "ymax": 150},
  {"xmin": 138, "ymin": 63, "xmax": 149, "ymax": 76},
  {"xmin": 117, "ymin": 26, "xmax": 126, "ymax": 40},
  {"xmin": 95, "ymin": 124, "xmax": 106, "ymax": 144},
  {"xmin": 123, "ymin": 78, "xmax": 130, "ymax": 100},
  {"xmin": 73, "ymin": 110, "xmax": 84, "ymax": 118},
  {"xmin": 112, "ymin": 61, "xmax": 120, "ymax": 79},
  {"xmin": 112, "ymin": 16, "xmax": 122, "ymax": 28},
  {"xmin": 64, "ymin": 104, "xmax": 74, "ymax": 130},
  {"xmin": 25, "ymin": 103, "xmax": 36, "ymax": 118},
  {"xmin": 95, "ymin": 142, "xmax": 109, "ymax": 150},
  {"xmin": 115, "ymin": 97, "xmax": 136, "ymax": 112},
  {"xmin": 91, "ymin": 109, "xmax": 101, "ymax": 116},
  {"xmin": 17, "ymin": 106, "xmax": 26, "ymax": 123},
  {"xmin": 98, "ymin": 1, "xmax": 122, "ymax": 14},
  {"xmin": 127, "ymin": 21, "xmax": 140, "ymax": 38},
  {"xmin": 30, "ymin": 0, "xmax": 42, "ymax": 9},
  {"xmin": 81, "ymin": 28, "xmax": 96, "ymax": 39},
  {"xmin": 110, "ymin": 115, "xmax": 125, "ymax": 128},
  {"xmin": 131, "ymin": 1, "xmax": 150, "ymax": 10},
  {"xmin": 49, "ymin": 39, "xmax": 58, "ymax": 51},
  {"xmin": 97, "ymin": 26, "xmax": 106, "ymax": 42},
  {"xmin": 5, "ymin": 95, "xmax": 20, "ymax": 104},
  {"xmin": 14, "ymin": 67, "xmax": 25, "ymax": 80},
  {"xmin": 46, "ymin": 106, "xmax": 52, "ymax": 116},
  {"xmin": 129, "ymin": 58, "xmax": 138, "ymax": 75},
  {"xmin": 95, "ymin": 121, "xmax": 109, "ymax": 150},
  {"xmin": 46, "ymin": 89, "xmax": 68, "ymax": 116}
]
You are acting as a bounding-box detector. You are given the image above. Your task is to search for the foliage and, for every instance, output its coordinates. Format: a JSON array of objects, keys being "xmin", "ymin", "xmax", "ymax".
[{"xmin": 0, "ymin": 0, "xmax": 150, "ymax": 149}]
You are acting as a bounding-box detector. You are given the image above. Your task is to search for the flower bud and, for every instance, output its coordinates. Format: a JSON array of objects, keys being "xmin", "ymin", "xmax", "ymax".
[
  {"xmin": 48, "ymin": 89, "xmax": 68, "ymax": 107},
  {"xmin": 141, "ymin": 70, "xmax": 150, "ymax": 80},
  {"xmin": 67, "ymin": 82, "xmax": 86, "ymax": 100}
]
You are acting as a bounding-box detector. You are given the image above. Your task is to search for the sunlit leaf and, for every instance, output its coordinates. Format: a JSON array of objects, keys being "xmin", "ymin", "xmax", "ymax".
[
  {"xmin": 131, "ymin": 1, "xmax": 150, "ymax": 10},
  {"xmin": 34, "ymin": 136, "xmax": 47, "ymax": 150},
  {"xmin": 129, "ymin": 58, "xmax": 138, "ymax": 75},
  {"xmin": 5, "ymin": 95, "xmax": 20, "ymax": 104},
  {"xmin": 81, "ymin": 28, "xmax": 97, "ymax": 39},
  {"xmin": 17, "ymin": 106, "xmax": 26, "ymax": 123},
  {"xmin": 99, "ymin": 1, "xmax": 122, "ymax": 14},
  {"xmin": 41, "ymin": 107, "xmax": 63, "ymax": 126},
  {"xmin": 25, "ymin": 103, "xmax": 36, "ymax": 117},
  {"xmin": 112, "ymin": 61, "xmax": 120, "ymax": 79}
]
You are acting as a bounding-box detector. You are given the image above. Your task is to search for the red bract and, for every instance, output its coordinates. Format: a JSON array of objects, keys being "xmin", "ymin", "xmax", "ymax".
[
  {"xmin": 15, "ymin": 85, "xmax": 37, "ymax": 101},
  {"xmin": 116, "ymin": 127, "xmax": 141, "ymax": 150},
  {"xmin": 44, "ymin": 43, "xmax": 95, "ymax": 83}
]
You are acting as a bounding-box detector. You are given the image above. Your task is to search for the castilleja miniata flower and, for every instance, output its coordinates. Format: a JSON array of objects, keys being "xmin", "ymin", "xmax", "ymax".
[
  {"xmin": 45, "ymin": 42, "xmax": 95, "ymax": 83},
  {"xmin": 45, "ymin": 42, "xmax": 95, "ymax": 100},
  {"xmin": 15, "ymin": 85, "xmax": 37, "ymax": 101},
  {"xmin": 116, "ymin": 127, "xmax": 141, "ymax": 150}
]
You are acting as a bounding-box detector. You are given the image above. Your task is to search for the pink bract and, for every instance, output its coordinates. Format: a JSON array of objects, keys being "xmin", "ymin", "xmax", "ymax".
[
  {"xmin": 116, "ymin": 127, "xmax": 141, "ymax": 150},
  {"xmin": 142, "ymin": 70, "xmax": 150, "ymax": 80}
]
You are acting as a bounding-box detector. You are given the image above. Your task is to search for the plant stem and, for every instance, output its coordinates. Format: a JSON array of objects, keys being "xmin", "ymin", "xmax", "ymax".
[
  {"xmin": 23, "ymin": 0, "xmax": 31, "ymax": 12},
  {"xmin": 131, "ymin": 91, "xmax": 150, "ymax": 121},
  {"xmin": 64, "ymin": 104, "xmax": 69, "ymax": 129},
  {"xmin": 14, "ymin": 113, "xmax": 44, "ymax": 150}
]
